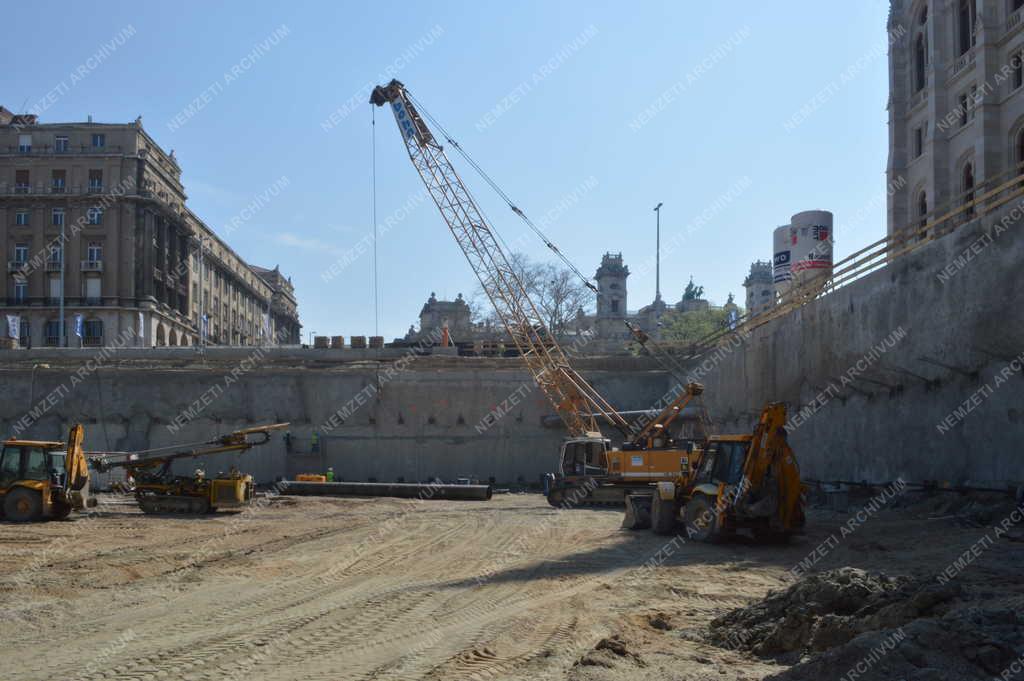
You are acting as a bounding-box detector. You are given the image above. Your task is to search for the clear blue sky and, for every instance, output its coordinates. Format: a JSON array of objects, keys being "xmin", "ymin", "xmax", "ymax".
[{"xmin": 7, "ymin": 1, "xmax": 891, "ymax": 341}]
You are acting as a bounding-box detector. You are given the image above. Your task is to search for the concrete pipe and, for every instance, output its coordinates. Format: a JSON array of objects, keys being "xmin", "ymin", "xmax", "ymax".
[{"xmin": 280, "ymin": 480, "xmax": 492, "ymax": 501}]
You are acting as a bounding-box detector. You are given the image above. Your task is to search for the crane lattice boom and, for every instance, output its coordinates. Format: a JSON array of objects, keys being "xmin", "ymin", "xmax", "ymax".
[{"xmin": 371, "ymin": 80, "xmax": 628, "ymax": 438}]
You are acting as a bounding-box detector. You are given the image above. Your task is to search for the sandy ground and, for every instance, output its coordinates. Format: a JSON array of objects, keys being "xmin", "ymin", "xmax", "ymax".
[{"xmin": 1, "ymin": 491, "xmax": 1021, "ymax": 681}]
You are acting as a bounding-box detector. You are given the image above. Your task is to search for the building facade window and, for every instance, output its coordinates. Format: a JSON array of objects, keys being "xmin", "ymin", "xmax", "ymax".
[
  {"xmin": 88, "ymin": 169, "xmax": 103, "ymax": 192},
  {"xmin": 959, "ymin": 93, "xmax": 969, "ymax": 126},
  {"xmin": 19, "ymin": 319, "xmax": 29, "ymax": 347},
  {"xmin": 52, "ymin": 208, "xmax": 65, "ymax": 226},
  {"xmin": 48, "ymin": 244, "xmax": 62, "ymax": 264},
  {"xmin": 51, "ymin": 169, "xmax": 66, "ymax": 193},
  {"xmin": 914, "ymin": 125, "xmax": 924, "ymax": 157},
  {"xmin": 87, "ymin": 242, "xmax": 102, "ymax": 262},
  {"xmin": 44, "ymin": 320, "xmax": 61, "ymax": 347},
  {"xmin": 963, "ymin": 162, "xmax": 976, "ymax": 217},
  {"xmin": 82, "ymin": 320, "xmax": 103, "ymax": 347},
  {"xmin": 84, "ymin": 277, "xmax": 101, "ymax": 304},
  {"xmin": 914, "ymin": 33, "xmax": 927, "ymax": 91},
  {"xmin": 1015, "ymin": 51, "xmax": 1024, "ymax": 90},
  {"xmin": 14, "ymin": 243, "xmax": 28, "ymax": 264},
  {"xmin": 18, "ymin": 134, "xmax": 31, "ymax": 153},
  {"xmin": 958, "ymin": 0, "xmax": 976, "ymax": 56},
  {"xmin": 15, "ymin": 169, "xmax": 30, "ymax": 193},
  {"xmin": 15, "ymin": 210, "xmax": 29, "ymax": 226},
  {"xmin": 1016, "ymin": 128, "xmax": 1024, "ymax": 173},
  {"xmin": 87, "ymin": 207, "xmax": 103, "ymax": 225},
  {"xmin": 14, "ymin": 280, "xmax": 27, "ymax": 303},
  {"xmin": 54, "ymin": 135, "xmax": 69, "ymax": 153},
  {"xmin": 91, "ymin": 133, "xmax": 105, "ymax": 148}
]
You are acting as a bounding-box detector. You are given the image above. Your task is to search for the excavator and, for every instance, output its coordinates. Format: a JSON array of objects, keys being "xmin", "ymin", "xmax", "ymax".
[
  {"xmin": 623, "ymin": 403, "xmax": 806, "ymax": 542},
  {"xmin": 371, "ymin": 79, "xmax": 714, "ymax": 507},
  {"xmin": 90, "ymin": 423, "xmax": 289, "ymax": 514},
  {"xmin": 0, "ymin": 424, "xmax": 93, "ymax": 522}
]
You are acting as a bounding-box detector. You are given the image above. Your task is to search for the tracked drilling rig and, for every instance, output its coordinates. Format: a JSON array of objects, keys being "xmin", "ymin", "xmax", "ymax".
[
  {"xmin": 371, "ymin": 80, "xmax": 707, "ymax": 506},
  {"xmin": 90, "ymin": 423, "xmax": 288, "ymax": 514}
]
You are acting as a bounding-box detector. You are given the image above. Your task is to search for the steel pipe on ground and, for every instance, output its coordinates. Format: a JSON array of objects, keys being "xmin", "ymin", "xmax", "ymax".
[{"xmin": 280, "ymin": 480, "xmax": 492, "ymax": 501}]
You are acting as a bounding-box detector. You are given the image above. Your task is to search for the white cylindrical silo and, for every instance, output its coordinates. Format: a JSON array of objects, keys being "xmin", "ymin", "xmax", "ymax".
[
  {"xmin": 772, "ymin": 225, "xmax": 792, "ymax": 296},
  {"xmin": 789, "ymin": 210, "xmax": 834, "ymax": 292}
]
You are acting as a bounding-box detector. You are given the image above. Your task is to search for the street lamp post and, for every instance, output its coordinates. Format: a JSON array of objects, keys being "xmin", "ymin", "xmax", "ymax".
[
  {"xmin": 58, "ymin": 221, "xmax": 65, "ymax": 347},
  {"xmin": 653, "ymin": 202, "xmax": 663, "ymax": 302},
  {"xmin": 309, "ymin": 330, "xmax": 316, "ymax": 347}
]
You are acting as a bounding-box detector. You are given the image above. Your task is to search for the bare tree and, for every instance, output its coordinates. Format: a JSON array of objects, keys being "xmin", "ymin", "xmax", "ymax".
[{"xmin": 471, "ymin": 252, "xmax": 594, "ymax": 337}]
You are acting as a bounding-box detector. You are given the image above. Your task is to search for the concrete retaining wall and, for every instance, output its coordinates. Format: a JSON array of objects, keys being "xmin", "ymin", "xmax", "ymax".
[
  {"xmin": 690, "ymin": 203, "xmax": 1024, "ymax": 487},
  {"xmin": 1, "ymin": 204, "xmax": 1021, "ymax": 487},
  {"xmin": 0, "ymin": 355, "xmax": 670, "ymax": 485}
]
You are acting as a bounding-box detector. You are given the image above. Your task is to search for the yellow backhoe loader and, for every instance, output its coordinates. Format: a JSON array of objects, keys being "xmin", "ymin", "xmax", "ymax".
[
  {"xmin": 0, "ymin": 424, "xmax": 94, "ymax": 522},
  {"xmin": 623, "ymin": 403, "xmax": 805, "ymax": 542}
]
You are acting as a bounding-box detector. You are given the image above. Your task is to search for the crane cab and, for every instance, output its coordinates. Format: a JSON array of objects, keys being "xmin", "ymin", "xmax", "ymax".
[{"xmin": 558, "ymin": 436, "xmax": 610, "ymax": 479}]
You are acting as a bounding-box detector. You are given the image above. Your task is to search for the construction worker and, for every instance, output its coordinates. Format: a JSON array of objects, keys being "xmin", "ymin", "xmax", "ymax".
[
  {"xmin": 310, "ymin": 431, "xmax": 320, "ymax": 453},
  {"xmin": 325, "ymin": 467, "xmax": 335, "ymax": 482}
]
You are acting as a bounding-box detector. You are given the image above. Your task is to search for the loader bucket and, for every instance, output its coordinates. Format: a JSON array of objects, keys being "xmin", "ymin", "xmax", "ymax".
[{"xmin": 622, "ymin": 494, "xmax": 652, "ymax": 530}]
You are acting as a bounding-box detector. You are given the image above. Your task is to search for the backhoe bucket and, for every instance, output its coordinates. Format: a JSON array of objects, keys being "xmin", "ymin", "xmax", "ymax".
[{"xmin": 622, "ymin": 494, "xmax": 652, "ymax": 530}]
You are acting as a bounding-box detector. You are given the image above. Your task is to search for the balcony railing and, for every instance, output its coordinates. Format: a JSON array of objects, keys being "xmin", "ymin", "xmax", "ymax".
[
  {"xmin": 82, "ymin": 297, "xmax": 103, "ymax": 306},
  {"xmin": 1010, "ymin": 7, "xmax": 1024, "ymax": 32},
  {"xmin": 45, "ymin": 261, "xmax": 62, "ymax": 272},
  {"xmin": 81, "ymin": 260, "xmax": 103, "ymax": 272},
  {"xmin": 7, "ymin": 260, "xmax": 29, "ymax": 274},
  {"xmin": 50, "ymin": 184, "xmax": 66, "ymax": 194},
  {"xmin": 1, "ymin": 144, "xmax": 125, "ymax": 156},
  {"xmin": 0, "ymin": 184, "xmax": 128, "ymax": 197},
  {"xmin": 950, "ymin": 48, "xmax": 976, "ymax": 78}
]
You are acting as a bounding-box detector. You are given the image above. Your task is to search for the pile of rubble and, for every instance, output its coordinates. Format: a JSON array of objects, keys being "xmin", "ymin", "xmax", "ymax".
[{"xmin": 708, "ymin": 567, "xmax": 1024, "ymax": 681}]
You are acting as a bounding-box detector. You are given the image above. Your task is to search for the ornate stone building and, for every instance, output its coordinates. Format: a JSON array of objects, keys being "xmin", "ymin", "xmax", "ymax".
[
  {"xmin": 0, "ymin": 107, "xmax": 300, "ymax": 347},
  {"xmin": 743, "ymin": 260, "xmax": 774, "ymax": 317},
  {"xmin": 406, "ymin": 292, "xmax": 473, "ymax": 342},
  {"xmin": 887, "ymin": 0, "xmax": 1024, "ymax": 238}
]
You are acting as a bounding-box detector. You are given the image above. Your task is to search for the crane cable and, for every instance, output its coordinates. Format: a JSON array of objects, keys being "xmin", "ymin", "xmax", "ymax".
[{"xmin": 405, "ymin": 91, "xmax": 597, "ymax": 293}]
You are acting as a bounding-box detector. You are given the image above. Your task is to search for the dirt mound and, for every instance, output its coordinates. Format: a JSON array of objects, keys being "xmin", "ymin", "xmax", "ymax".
[
  {"xmin": 769, "ymin": 607, "xmax": 1024, "ymax": 681},
  {"xmin": 709, "ymin": 567, "xmax": 960, "ymax": 657},
  {"xmin": 571, "ymin": 634, "xmax": 647, "ymax": 677},
  {"xmin": 708, "ymin": 567, "xmax": 1024, "ymax": 680}
]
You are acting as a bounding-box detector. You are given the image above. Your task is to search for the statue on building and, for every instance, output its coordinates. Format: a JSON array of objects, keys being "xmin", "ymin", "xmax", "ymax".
[{"xmin": 682, "ymin": 276, "xmax": 704, "ymax": 301}]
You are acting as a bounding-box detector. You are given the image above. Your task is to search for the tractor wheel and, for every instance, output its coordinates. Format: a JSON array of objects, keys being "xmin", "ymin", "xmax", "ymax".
[
  {"xmin": 4, "ymin": 488, "xmax": 43, "ymax": 522},
  {"xmin": 651, "ymin": 493, "xmax": 678, "ymax": 535},
  {"xmin": 684, "ymin": 494, "xmax": 722, "ymax": 543}
]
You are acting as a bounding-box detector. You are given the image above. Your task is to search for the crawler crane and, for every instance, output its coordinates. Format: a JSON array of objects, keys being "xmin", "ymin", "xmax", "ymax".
[{"xmin": 371, "ymin": 80, "xmax": 706, "ymax": 506}]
